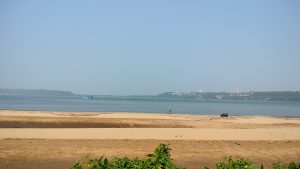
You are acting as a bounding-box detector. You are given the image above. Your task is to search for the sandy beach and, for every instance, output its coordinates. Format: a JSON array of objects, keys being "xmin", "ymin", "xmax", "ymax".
[{"xmin": 0, "ymin": 110, "xmax": 300, "ymax": 169}]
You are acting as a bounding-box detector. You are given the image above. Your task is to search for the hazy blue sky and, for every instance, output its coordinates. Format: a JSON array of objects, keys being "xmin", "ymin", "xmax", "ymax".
[{"xmin": 0, "ymin": 0, "xmax": 299, "ymax": 95}]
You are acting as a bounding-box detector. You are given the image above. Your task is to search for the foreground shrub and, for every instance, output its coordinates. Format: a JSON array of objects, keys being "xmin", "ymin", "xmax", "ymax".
[
  {"xmin": 210, "ymin": 157, "xmax": 300, "ymax": 169},
  {"xmin": 70, "ymin": 162, "xmax": 83, "ymax": 169},
  {"xmin": 273, "ymin": 162, "xmax": 300, "ymax": 169},
  {"xmin": 70, "ymin": 144, "xmax": 183, "ymax": 169},
  {"xmin": 70, "ymin": 144, "xmax": 300, "ymax": 169},
  {"xmin": 214, "ymin": 156, "xmax": 257, "ymax": 169}
]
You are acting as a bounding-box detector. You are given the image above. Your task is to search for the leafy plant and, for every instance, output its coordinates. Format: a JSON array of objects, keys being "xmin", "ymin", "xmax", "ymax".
[
  {"xmin": 215, "ymin": 156, "xmax": 257, "ymax": 169},
  {"xmin": 273, "ymin": 162, "xmax": 300, "ymax": 169},
  {"xmin": 88, "ymin": 156, "xmax": 110, "ymax": 169},
  {"xmin": 146, "ymin": 143, "xmax": 181, "ymax": 169},
  {"xmin": 70, "ymin": 144, "xmax": 300, "ymax": 169},
  {"xmin": 70, "ymin": 162, "xmax": 83, "ymax": 169},
  {"xmin": 70, "ymin": 144, "xmax": 184, "ymax": 169}
]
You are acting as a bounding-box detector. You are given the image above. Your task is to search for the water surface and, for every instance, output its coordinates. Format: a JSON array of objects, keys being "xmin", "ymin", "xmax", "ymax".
[{"xmin": 0, "ymin": 95, "xmax": 299, "ymax": 117}]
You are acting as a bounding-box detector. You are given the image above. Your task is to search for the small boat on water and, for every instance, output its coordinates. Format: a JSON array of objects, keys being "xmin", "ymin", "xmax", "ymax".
[{"xmin": 82, "ymin": 95, "xmax": 94, "ymax": 100}]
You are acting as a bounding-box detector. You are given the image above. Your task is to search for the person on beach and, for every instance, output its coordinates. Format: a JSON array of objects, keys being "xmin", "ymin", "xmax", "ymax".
[{"xmin": 169, "ymin": 105, "xmax": 172, "ymax": 114}]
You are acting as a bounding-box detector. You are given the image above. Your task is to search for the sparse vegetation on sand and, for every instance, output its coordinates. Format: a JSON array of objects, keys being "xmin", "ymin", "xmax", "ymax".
[{"xmin": 70, "ymin": 144, "xmax": 300, "ymax": 169}]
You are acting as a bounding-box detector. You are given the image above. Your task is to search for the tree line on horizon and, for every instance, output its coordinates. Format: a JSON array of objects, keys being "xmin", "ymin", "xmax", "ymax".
[{"xmin": 1, "ymin": 88, "xmax": 300, "ymax": 102}]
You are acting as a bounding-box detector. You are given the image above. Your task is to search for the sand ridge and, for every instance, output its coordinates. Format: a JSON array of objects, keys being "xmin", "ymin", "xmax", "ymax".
[
  {"xmin": 1, "ymin": 128, "xmax": 300, "ymax": 140},
  {"xmin": 1, "ymin": 110, "xmax": 300, "ymax": 169},
  {"xmin": 0, "ymin": 110, "xmax": 300, "ymax": 129}
]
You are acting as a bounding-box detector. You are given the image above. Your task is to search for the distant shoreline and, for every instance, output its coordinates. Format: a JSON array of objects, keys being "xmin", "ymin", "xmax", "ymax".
[{"xmin": 1, "ymin": 88, "xmax": 300, "ymax": 102}]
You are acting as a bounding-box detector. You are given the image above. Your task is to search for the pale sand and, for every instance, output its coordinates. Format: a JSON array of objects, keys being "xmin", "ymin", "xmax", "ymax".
[
  {"xmin": 1, "ymin": 110, "xmax": 300, "ymax": 123},
  {"xmin": 0, "ymin": 110, "xmax": 300, "ymax": 140},
  {"xmin": 1, "ymin": 139, "xmax": 299, "ymax": 169},
  {"xmin": 1, "ymin": 110, "xmax": 300, "ymax": 169},
  {"xmin": 1, "ymin": 128, "xmax": 300, "ymax": 140},
  {"xmin": 1, "ymin": 110, "xmax": 300, "ymax": 129}
]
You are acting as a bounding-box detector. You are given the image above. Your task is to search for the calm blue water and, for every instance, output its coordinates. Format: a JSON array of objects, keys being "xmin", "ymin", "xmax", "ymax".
[{"xmin": 0, "ymin": 95, "xmax": 300, "ymax": 117}]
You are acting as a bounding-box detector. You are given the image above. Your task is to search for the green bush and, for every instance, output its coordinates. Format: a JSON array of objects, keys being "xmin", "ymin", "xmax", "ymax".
[
  {"xmin": 70, "ymin": 144, "xmax": 300, "ymax": 169},
  {"xmin": 70, "ymin": 162, "xmax": 83, "ymax": 169},
  {"xmin": 273, "ymin": 162, "xmax": 300, "ymax": 169},
  {"xmin": 87, "ymin": 157, "xmax": 110, "ymax": 169},
  {"xmin": 70, "ymin": 144, "xmax": 184, "ymax": 169},
  {"xmin": 215, "ymin": 156, "xmax": 258, "ymax": 169}
]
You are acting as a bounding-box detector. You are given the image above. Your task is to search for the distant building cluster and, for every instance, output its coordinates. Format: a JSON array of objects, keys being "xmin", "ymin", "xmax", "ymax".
[{"xmin": 158, "ymin": 90, "xmax": 300, "ymax": 102}]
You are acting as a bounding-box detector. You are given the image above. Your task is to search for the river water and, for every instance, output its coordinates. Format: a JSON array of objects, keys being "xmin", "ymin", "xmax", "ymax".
[{"xmin": 0, "ymin": 95, "xmax": 300, "ymax": 117}]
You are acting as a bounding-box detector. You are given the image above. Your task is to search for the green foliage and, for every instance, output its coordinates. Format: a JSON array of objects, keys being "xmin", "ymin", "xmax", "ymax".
[
  {"xmin": 215, "ymin": 156, "xmax": 257, "ymax": 169},
  {"xmin": 70, "ymin": 162, "xmax": 83, "ymax": 169},
  {"xmin": 146, "ymin": 143, "xmax": 181, "ymax": 169},
  {"xmin": 70, "ymin": 144, "xmax": 300, "ymax": 169},
  {"xmin": 204, "ymin": 157, "xmax": 300, "ymax": 169},
  {"xmin": 70, "ymin": 144, "xmax": 184, "ymax": 169},
  {"xmin": 273, "ymin": 163, "xmax": 284, "ymax": 169},
  {"xmin": 288, "ymin": 162, "xmax": 300, "ymax": 169},
  {"xmin": 88, "ymin": 157, "xmax": 110, "ymax": 169},
  {"xmin": 287, "ymin": 162, "xmax": 300, "ymax": 169},
  {"xmin": 273, "ymin": 162, "xmax": 300, "ymax": 169}
]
